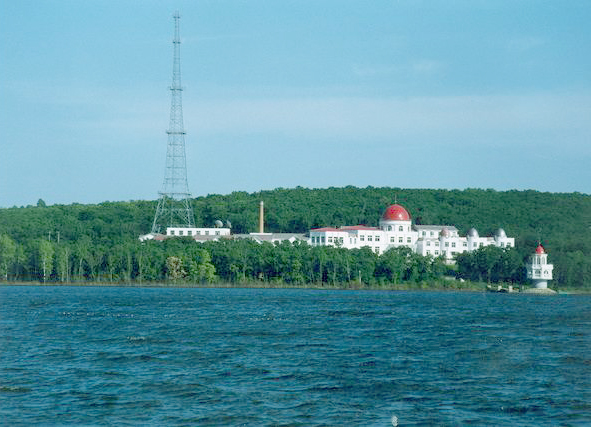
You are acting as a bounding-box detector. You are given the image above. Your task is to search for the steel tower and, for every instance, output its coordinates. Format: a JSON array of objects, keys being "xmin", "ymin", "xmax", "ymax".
[{"xmin": 151, "ymin": 11, "xmax": 195, "ymax": 234}]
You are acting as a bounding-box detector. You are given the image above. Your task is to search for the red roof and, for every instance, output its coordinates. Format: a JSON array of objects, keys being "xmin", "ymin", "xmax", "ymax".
[
  {"xmin": 382, "ymin": 204, "xmax": 411, "ymax": 221},
  {"xmin": 535, "ymin": 244, "xmax": 546, "ymax": 254}
]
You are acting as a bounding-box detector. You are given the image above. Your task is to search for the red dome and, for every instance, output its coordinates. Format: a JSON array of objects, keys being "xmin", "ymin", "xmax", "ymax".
[
  {"xmin": 535, "ymin": 244, "xmax": 545, "ymax": 254},
  {"xmin": 382, "ymin": 204, "xmax": 411, "ymax": 221}
]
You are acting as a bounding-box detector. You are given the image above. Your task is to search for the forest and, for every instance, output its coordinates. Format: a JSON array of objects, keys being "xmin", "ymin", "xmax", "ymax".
[{"xmin": 0, "ymin": 186, "xmax": 590, "ymax": 290}]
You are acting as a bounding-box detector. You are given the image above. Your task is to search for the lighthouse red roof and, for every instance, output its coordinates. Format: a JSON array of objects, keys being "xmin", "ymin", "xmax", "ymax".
[
  {"xmin": 382, "ymin": 204, "xmax": 411, "ymax": 221},
  {"xmin": 535, "ymin": 244, "xmax": 545, "ymax": 254}
]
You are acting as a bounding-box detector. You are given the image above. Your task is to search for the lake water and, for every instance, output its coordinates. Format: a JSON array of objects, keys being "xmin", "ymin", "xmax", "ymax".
[{"xmin": 1, "ymin": 286, "xmax": 590, "ymax": 426}]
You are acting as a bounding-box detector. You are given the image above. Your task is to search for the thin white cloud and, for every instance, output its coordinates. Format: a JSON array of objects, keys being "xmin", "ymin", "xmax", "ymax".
[
  {"xmin": 507, "ymin": 36, "xmax": 545, "ymax": 52},
  {"xmin": 352, "ymin": 59, "xmax": 444, "ymax": 77},
  {"xmin": 352, "ymin": 64, "xmax": 401, "ymax": 77},
  {"xmin": 411, "ymin": 59, "xmax": 444, "ymax": 74},
  {"xmin": 187, "ymin": 92, "xmax": 591, "ymax": 146}
]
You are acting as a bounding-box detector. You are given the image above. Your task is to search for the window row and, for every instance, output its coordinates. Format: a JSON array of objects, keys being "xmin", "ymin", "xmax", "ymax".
[{"xmin": 170, "ymin": 229, "xmax": 221, "ymax": 236}]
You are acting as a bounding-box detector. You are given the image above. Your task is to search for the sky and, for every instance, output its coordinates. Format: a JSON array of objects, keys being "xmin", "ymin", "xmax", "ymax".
[{"xmin": 1, "ymin": 0, "xmax": 590, "ymax": 208}]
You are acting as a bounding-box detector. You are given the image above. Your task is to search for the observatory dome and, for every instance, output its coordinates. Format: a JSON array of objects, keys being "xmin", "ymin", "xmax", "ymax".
[{"xmin": 495, "ymin": 228, "xmax": 507, "ymax": 239}]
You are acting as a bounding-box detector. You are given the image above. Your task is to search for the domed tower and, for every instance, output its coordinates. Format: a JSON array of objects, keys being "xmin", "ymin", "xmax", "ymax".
[
  {"xmin": 438, "ymin": 227, "xmax": 453, "ymax": 260},
  {"xmin": 526, "ymin": 244, "xmax": 554, "ymax": 289},
  {"xmin": 467, "ymin": 228, "xmax": 479, "ymax": 250},
  {"xmin": 379, "ymin": 204, "xmax": 411, "ymax": 231},
  {"xmin": 494, "ymin": 228, "xmax": 507, "ymax": 241},
  {"xmin": 380, "ymin": 204, "xmax": 417, "ymax": 249}
]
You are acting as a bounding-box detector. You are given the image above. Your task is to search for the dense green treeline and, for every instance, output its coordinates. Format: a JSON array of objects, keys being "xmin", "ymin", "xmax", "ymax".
[{"xmin": 1, "ymin": 187, "xmax": 590, "ymax": 288}]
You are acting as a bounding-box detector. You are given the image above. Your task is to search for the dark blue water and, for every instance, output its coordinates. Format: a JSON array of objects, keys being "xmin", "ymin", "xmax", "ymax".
[{"xmin": 1, "ymin": 286, "xmax": 590, "ymax": 426}]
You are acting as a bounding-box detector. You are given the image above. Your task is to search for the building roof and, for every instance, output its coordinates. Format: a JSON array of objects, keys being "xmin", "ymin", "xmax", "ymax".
[
  {"xmin": 340, "ymin": 225, "xmax": 380, "ymax": 231},
  {"xmin": 310, "ymin": 227, "xmax": 347, "ymax": 233},
  {"xmin": 233, "ymin": 233, "xmax": 307, "ymax": 243},
  {"xmin": 414, "ymin": 224, "xmax": 459, "ymax": 232},
  {"xmin": 535, "ymin": 244, "xmax": 546, "ymax": 254},
  {"xmin": 382, "ymin": 204, "xmax": 411, "ymax": 221}
]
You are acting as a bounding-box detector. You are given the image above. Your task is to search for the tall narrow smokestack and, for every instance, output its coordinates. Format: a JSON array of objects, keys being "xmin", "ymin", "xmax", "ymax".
[{"xmin": 259, "ymin": 201, "xmax": 264, "ymax": 234}]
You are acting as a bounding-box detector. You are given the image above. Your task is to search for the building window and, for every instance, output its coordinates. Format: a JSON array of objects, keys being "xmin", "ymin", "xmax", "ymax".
[
  {"xmin": 435, "ymin": 242, "xmax": 439, "ymax": 247},
  {"xmin": 399, "ymin": 226, "xmax": 403, "ymax": 232},
  {"xmin": 398, "ymin": 237, "xmax": 403, "ymax": 243},
  {"xmin": 407, "ymin": 237, "xmax": 411, "ymax": 243},
  {"xmin": 430, "ymin": 231, "xmax": 434, "ymax": 237},
  {"xmin": 388, "ymin": 226, "xmax": 392, "ymax": 231},
  {"xmin": 374, "ymin": 247, "xmax": 379, "ymax": 253},
  {"xmin": 321, "ymin": 237, "xmax": 325, "ymax": 243},
  {"xmin": 215, "ymin": 231, "xmax": 220, "ymax": 236},
  {"xmin": 390, "ymin": 237, "xmax": 395, "ymax": 243},
  {"xmin": 328, "ymin": 237, "xmax": 333, "ymax": 243},
  {"xmin": 205, "ymin": 230, "xmax": 209, "ymax": 235},
  {"xmin": 368, "ymin": 235, "xmax": 373, "ymax": 242},
  {"xmin": 170, "ymin": 230, "xmax": 175, "ymax": 235},
  {"xmin": 360, "ymin": 235, "xmax": 365, "ymax": 241},
  {"xmin": 445, "ymin": 242, "xmax": 449, "ymax": 247},
  {"xmin": 463, "ymin": 242, "xmax": 467, "ymax": 247},
  {"xmin": 452, "ymin": 242, "xmax": 456, "ymax": 248},
  {"xmin": 435, "ymin": 250, "xmax": 439, "ymax": 255},
  {"xmin": 427, "ymin": 241, "xmax": 431, "ymax": 246},
  {"xmin": 422, "ymin": 231, "xmax": 426, "ymax": 236},
  {"xmin": 375, "ymin": 235, "xmax": 380, "ymax": 242}
]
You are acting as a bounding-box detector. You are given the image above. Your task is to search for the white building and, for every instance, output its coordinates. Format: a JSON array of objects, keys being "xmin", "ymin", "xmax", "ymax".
[
  {"xmin": 139, "ymin": 201, "xmax": 305, "ymax": 244},
  {"xmin": 309, "ymin": 204, "xmax": 515, "ymax": 262},
  {"xmin": 526, "ymin": 244, "xmax": 554, "ymax": 289},
  {"xmin": 139, "ymin": 227, "xmax": 231, "ymax": 242}
]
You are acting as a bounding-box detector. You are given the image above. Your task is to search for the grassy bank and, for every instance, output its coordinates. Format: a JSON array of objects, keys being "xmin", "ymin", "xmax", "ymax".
[{"xmin": 3, "ymin": 280, "xmax": 589, "ymax": 293}]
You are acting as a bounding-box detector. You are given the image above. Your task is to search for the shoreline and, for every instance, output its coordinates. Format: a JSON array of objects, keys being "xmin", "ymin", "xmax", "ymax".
[
  {"xmin": 0, "ymin": 280, "xmax": 487, "ymax": 291},
  {"xmin": 1, "ymin": 281, "xmax": 589, "ymax": 294}
]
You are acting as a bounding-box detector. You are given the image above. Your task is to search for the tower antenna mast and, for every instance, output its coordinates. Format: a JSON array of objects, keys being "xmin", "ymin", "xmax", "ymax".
[{"xmin": 151, "ymin": 11, "xmax": 195, "ymax": 234}]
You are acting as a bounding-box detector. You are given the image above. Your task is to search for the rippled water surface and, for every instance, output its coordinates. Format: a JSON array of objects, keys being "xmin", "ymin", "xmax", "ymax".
[{"xmin": 1, "ymin": 286, "xmax": 590, "ymax": 426}]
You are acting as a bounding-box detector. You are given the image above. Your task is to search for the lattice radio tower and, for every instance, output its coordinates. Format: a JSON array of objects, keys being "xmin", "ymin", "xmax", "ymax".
[{"xmin": 151, "ymin": 11, "xmax": 195, "ymax": 234}]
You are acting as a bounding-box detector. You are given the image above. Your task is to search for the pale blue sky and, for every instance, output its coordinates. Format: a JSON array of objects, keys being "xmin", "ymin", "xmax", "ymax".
[{"xmin": 1, "ymin": 0, "xmax": 590, "ymax": 207}]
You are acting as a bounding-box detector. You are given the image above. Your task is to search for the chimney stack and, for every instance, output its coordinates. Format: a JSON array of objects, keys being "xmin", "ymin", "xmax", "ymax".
[{"xmin": 259, "ymin": 201, "xmax": 264, "ymax": 234}]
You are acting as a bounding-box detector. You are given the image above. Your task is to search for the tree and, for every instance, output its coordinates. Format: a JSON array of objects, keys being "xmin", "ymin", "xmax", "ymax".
[
  {"xmin": 38, "ymin": 239, "xmax": 54, "ymax": 282},
  {"xmin": 0, "ymin": 234, "xmax": 16, "ymax": 280},
  {"xmin": 187, "ymin": 249, "xmax": 216, "ymax": 283},
  {"xmin": 55, "ymin": 244, "xmax": 70, "ymax": 283},
  {"xmin": 166, "ymin": 256, "xmax": 186, "ymax": 283}
]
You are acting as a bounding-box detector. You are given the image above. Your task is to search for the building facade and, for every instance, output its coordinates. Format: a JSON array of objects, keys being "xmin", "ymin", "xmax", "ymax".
[{"xmin": 309, "ymin": 204, "xmax": 515, "ymax": 262}]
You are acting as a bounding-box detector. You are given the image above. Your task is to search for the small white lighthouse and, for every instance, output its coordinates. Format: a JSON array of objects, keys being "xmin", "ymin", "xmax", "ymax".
[{"xmin": 526, "ymin": 244, "xmax": 554, "ymax": 289}]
